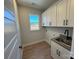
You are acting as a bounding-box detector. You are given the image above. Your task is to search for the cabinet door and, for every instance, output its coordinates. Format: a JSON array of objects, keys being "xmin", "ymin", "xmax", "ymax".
[
  {"xmin": 59, "ymin": 45, "xmax": 70, "ymax": 59},
  {"xmin": 42, "ymin": 12, "xmax": 47, "ymax": 26},
  {"xmin": 67, "ymin": 0, "xmax": 74, "ymax": 27},
  {"xmin": 51, "ymin": 41, "xmax": 58, "ymax": 59},
  {"xmin": 46, "ymin": 8, "xmax": 55, "ymax": 26},
  {"xmin": 57, "ymin": 0, "xmax": 67, "ymax": 27},
  {"xmin": 70, "ymin": 0, "xmax": 74, "ymax": 27},
  {"xmin": 46, "ymin": 9, "xmax": 51, "ymax": 26},
  {"xmin": 51, "ymin": 41, "xmax": 61, "ymax": 59},
  {"xmin": 50, "ymin": 5, "xmax": 57, "ymax": 26},
  {"xmin": 51, "ymin": 41, "xmax": 70, "ymax": 59}
]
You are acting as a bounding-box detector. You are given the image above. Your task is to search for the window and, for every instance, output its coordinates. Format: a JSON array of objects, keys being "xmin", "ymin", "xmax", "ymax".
[
  {"xmin": 29, "ymin": 15, "xmax": 40, "ymax": 31},
  {"xmin": 4, "ymin": 9, "xmax": 15, "ymax": 22}
]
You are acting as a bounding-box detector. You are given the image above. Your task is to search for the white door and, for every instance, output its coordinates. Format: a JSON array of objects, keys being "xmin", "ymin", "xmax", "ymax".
[{"xmin": 4, "ymin": 0, "xmax": 21, "ymax": 59}]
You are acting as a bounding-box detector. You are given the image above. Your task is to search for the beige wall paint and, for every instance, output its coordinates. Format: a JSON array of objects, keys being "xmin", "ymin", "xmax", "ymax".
[{"xmin": 18, "ymin": 5, "xmax": 45, "ymax": 45}]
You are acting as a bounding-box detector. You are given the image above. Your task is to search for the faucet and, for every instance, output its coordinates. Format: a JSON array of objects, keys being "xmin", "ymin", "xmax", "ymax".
[{"xmin": 64, "ymin": 29, "xmax": 69, "ymax": 39}]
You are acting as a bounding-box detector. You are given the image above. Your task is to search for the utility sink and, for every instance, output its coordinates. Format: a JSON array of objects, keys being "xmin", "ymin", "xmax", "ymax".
[
  {"xmin": 51, "ymin": 34, "xmax": 72, "ymax": 51},
  {"xmin": 55, "ymin": 37, "xmax": 72, "ymax": 46}
]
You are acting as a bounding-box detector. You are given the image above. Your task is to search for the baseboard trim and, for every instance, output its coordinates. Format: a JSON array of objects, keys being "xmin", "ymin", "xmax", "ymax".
[{"xmin": 22, "ymin": 39, "xmax": 45, "ymax": 48}]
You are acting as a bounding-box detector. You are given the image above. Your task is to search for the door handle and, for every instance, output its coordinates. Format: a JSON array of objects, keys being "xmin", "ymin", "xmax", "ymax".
[
  {"xmin": 63, "ymin": 20, "xmax": 65, "ymax": 25},
  {"xmin": 56, "ymin": 49, "xmax": 58, "ymax": 56},
  {"xmin": 70, "ymin": 57, "xmax": 74, "ymax": 59},
  {"xmin": 56, "ymin": 49, "xmax": 60, "ymax": 56},
  {"xmin": 19, "ymin": 46, "xmax": 22, "ymax": 49},
  {"xmin": 58, "ymin": 50, "xmax": 60, "ymax": 56},
  {"xmin": 66, "ymin": 20, "xmax": 68, "ymax": 25}
]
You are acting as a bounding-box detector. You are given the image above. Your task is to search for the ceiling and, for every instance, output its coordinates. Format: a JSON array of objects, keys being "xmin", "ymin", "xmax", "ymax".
[{"xmin": 17, "ymin": 0, "xmax": 58, "ymax": 12}]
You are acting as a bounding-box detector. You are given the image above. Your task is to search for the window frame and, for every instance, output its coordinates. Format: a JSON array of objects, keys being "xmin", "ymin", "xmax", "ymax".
[{"xmin": 29, "ymin": 14, "xmax": 40, "ymax": 31}]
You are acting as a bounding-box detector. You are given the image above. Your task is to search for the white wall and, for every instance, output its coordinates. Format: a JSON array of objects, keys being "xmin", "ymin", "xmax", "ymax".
[
  {"xmin": 44, "ymin": 27, "xmax": 73, "ymax": 45},
  {"xmin": 18, "ymin": 5, "xmax": 45, "ymax": 46}
]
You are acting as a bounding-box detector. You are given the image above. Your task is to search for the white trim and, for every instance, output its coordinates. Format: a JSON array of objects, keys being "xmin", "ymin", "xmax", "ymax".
[
  {"xmin": 44, "ymin": 38, "xmax": 49, "ymax": 44},
  {"xmin": 22, "ymin": 39, "xmax": 45, "ymax": 48},
  {"xmin": 21, "ymin": 49, "xmax": 23, "ymax": 59}
]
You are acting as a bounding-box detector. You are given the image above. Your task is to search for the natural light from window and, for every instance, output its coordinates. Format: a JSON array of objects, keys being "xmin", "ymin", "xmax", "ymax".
[{"xmin": 29, "ymin": 15, "xmax": 40, "ymax": 31}]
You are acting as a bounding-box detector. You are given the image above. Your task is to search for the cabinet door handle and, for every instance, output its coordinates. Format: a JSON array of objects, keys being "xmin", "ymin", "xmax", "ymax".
[
  {"xmin": 63, "ymin": 20, "xmax": 65, "ymax": 25},
  {"xmin": 19, "ymin": 46, "xmax": 22, "ymax": 49},
  {"xmin": 56, "ymin": 49, "xmax": 60, "ymax": 56},
  {"xmin": 58, "ymin": 51, "xmax": 60, "ymax": 56},
  {"xmin": 66, "ymin": 20, "xmax": 68, "ymax": 25},
  {"xmin": 56, "ymin": 49, "xmax": 58, "ymax": 56}
]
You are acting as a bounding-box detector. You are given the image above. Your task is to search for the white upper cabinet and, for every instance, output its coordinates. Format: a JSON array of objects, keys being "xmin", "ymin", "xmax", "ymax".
[
  {"xmin": 56, "ymin": 0, "xmax": 74, "ymax": 27},
  {"xmin": 42, "ymin": 4, "xmax": 57, "ymax": 26},
  {"xmin": 70, "ymin": 0, "xmax": 74, "ymax": 27},
  {"xmin": 48, "ymin": 4, "xmax": 57, "ymax": 26},
  {"xmin": 46, "ymin": 8, "xmax": 51, "ymax": 26},
  {"xmin": 42, "ymin": 11, "xmax": 47, "ymax": 26},
  {"xmin": 56, "ymin": 0, "xmax": 67, "ymax": 27},
  {"xmin": 67, "ymin": 0, "xmax": 74, "ymax": 27},
  {"xmin": 42, "ymin": 0, "xmax": 74, "ymax": 27}
]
